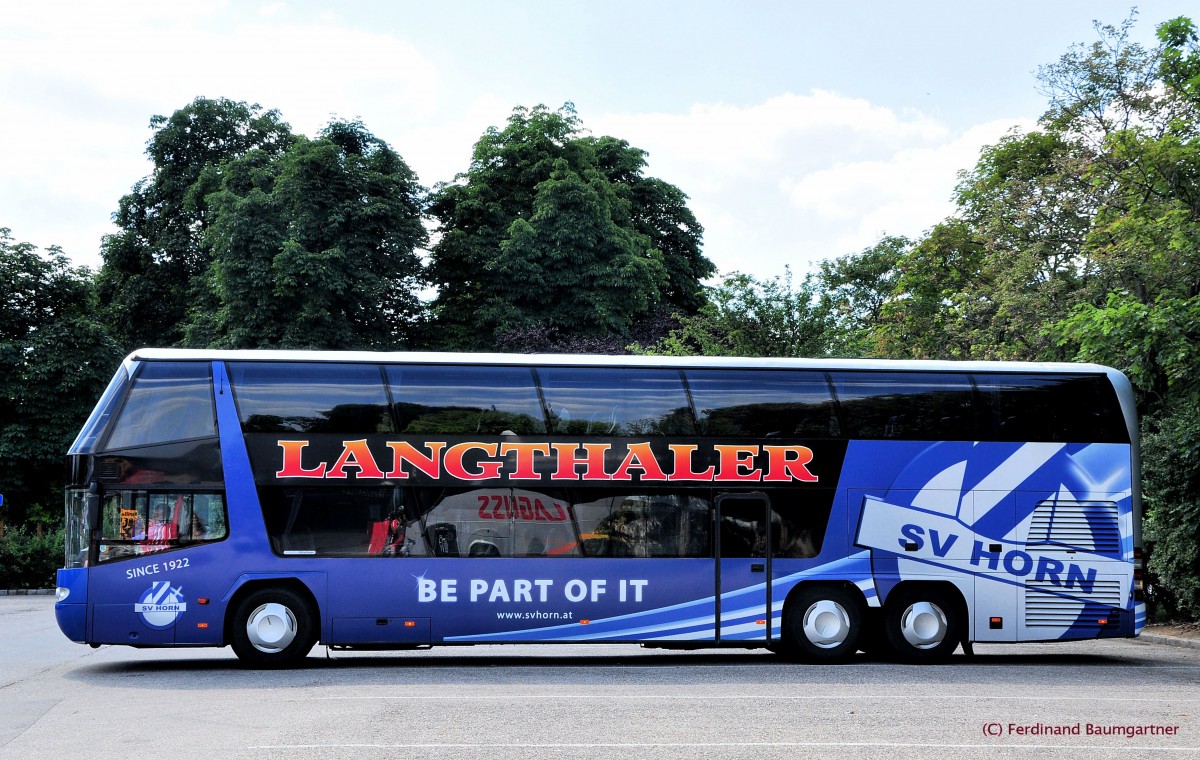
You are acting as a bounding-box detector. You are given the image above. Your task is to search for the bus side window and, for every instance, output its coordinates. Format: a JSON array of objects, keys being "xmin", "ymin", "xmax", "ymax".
[
  {"xmin": 103, "ymin": 363, "xmax": 216, "ymax": 450},
  {"xmin": 538, "ymin": 367, "xmax": 696, "ymax": 437},
  {"xmin": 571, "ymin": 492, "xmax": 711, "ymax": 558},
  {"xmin": 96, "ymin": 491, "xmax": 227, "ymax": 563},
  {"xmin": 686, "ymin": 369, "xmax": 839, "ymax": 438},
  {"xmin": 259, "ymin": 487, "xmax": 406, "ymax": 557},
  {"xmin": 975, "ymin": 373, "xmax": 1129, "ymax": 443},
  {"xmin": 830, "ymin": 372, "xmax": 975, "ymax": 441},
  {"xmin": 387, "ymin": 365, "xmax": 546, "ymax": 435}
]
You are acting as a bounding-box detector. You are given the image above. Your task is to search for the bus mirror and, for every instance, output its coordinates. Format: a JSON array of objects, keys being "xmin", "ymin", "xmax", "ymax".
[{"xmin": 85, "ymin": 491, "xmax": 101, "ymax": 520}]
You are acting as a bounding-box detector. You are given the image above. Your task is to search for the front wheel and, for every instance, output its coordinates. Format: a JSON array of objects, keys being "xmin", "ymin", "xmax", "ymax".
[
  {"xmin": 230, "ymin": 587, "xmax": 317, "ymax": 668},
  {"xmin": 882, "ymin": 586, "xmax": 962, "ymax": 664},
  {"xmin": 781, "ymin": 585, "xmax": 863, "ymax": 663}
]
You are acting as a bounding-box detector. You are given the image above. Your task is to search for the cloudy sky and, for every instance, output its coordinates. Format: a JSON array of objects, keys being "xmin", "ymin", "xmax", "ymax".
[{"xmin": 1, "ymin": 1, "xmax": 1194, "ymax": 281}]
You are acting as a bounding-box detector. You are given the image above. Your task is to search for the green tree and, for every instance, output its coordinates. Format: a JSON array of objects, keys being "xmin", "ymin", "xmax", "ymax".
[
  {"xmin": 984, "ymin": 14, "xmax": 1200, "ymax": 616},
  {"xmin": 637, "ymin": 268, "xmax": 834, "ymax": 357},
  {"xmin": 427, "ymin": 104, "xmax": 713, "ymax": 349},
  {"xmin": 189, "ymin": 120, "xmax": 427, "ymax": 349},
  {"xmin": 0, "ymin": 229, "xmax": 121, "ymax": 528},
  {"xmin": 817, "ymin": 236, "xmax": 908, "ymax": 356},
  {"xmin": 96, "ymin": 97, "xmax": 294, "ymax": 349}
]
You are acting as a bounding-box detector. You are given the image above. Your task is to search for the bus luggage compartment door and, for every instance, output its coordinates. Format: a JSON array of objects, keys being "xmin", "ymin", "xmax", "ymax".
[
  {"xmin": 716, "ymin": 493, "xmax": 772, "ymax": 642},
  {"xmin": 331, "ymin": 617, "xmax": 432, "ymax": 645}
]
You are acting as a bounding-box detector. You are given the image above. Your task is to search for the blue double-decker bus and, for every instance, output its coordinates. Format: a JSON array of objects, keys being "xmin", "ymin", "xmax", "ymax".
[{"xmin": 55, "ymin": 349, "xmax": 1144, "ymax": 666}]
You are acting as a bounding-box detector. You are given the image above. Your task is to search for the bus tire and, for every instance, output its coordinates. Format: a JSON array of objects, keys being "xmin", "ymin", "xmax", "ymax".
[
  {"xmin": 782, "ymin": 585, "xmax": 863, "ymax": 663},
  {"xmin": 882, "ymin": 586, "xmax": 962, "ymax": 664},
  {"xmin": 230, "ymin": 587, "xmax": 317, "ymax": 668}
]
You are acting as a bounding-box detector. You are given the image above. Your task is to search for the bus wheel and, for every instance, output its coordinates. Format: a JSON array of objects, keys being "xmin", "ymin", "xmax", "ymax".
[
  {"xmin": 782, "ymin": 586, "xmax": 862, "ymax": 663},
  {"xmin": 882, "ymin": 586, "xmax": 961, "ymax": 664},
  {"xmin": 230, "ymin": 587, "xmax": 317, "ymax": 668}
]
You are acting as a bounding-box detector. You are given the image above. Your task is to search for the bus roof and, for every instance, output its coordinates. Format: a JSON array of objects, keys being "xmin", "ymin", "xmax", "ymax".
[{"xmin": 124, "ymin": 347, "xmax": 1120, "ymax": 376}]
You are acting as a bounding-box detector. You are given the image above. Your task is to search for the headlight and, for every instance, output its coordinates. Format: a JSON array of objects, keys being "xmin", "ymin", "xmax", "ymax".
[{"xmin": 55, "ymin": 587, "xmax": 71, "ymax": 602}]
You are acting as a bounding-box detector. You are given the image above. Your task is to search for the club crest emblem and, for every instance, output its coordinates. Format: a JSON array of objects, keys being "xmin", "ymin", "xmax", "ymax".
[{"xmin": 135, "ymin": 581, "xmax": 187, "ymax": 629}]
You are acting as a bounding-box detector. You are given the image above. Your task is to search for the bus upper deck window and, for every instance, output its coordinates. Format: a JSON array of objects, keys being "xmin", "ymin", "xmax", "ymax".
[
  {"xmin": 103, "ymin": 362, "xmax": 216, "ymax": 451},
  {"xmin": 229, "ymin": 363, "xmax": 394, "ymax": 434}
]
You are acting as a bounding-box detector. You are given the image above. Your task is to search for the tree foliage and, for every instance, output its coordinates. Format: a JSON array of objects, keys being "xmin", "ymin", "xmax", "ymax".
[
  {"xmin": 648, "ymin": 14, "xmax": 1200, "ymax": 616},
  {"xmin": 95, "ymin": 99, "xmax": 428, "ymax": 352},
  {"xmin": 0, "ymin": 229, "xmax": 121, "ymax": 526},
  {"xmin": 96, "ymin": 97, "xmax": 294, "ymax": 349},
  {"xmin": 188, "ymin": 120, "xmax": 427, "ymax": 349},
  {"xmin": 635, "ymin": 268, "xmax": 834, "ymax": 357},
  {"xmin": 427, "ymin": 104, "xmax": 713, "ymax": 348}
]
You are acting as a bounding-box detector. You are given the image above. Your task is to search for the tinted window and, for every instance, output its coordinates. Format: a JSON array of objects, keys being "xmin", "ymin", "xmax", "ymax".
[
  {"xmin": 572, "ymin": 491, "xmax": 711, "ymax": 558},
  {"xmin": 104, "ymin": 362, "xmax": 215, "ymax": 450},
  {"xmin": 538, "ymin": 367, "xmax": 694, "ymax": 436},
  {"xmin": 763, "ymin": 488, "xmax": 832, "ymax": 559},
  {"xmin": 230, "ymin": 363, "xmax": 393, "ymax": 434},
  {"xmin": 70, "ymin": 366, "xmax": 131, "ymax": 454},
  {"xmin": 259, "ymin": 486, "xmax": 408, "ymax": 557},
  {"xmin": 831, "ymin": 372, "xmax": 976, "ymax": 440},
  {"xmin": 97, "ymin": 491, "xmax": 227, "ymax": 563},
  {"xmin": 975, "ymin": 374, "xmax": 1129, "ymax": 443},
  {"xmin": 719, "ymin": 496, "xmax": 767, "ymax": 558},
  {"xmin": 687, "ymin": 369, "xmax": 840, "ymax": 437},
  {"xmin": 387, "ymin": 365, "xmax": 545, "ymax": 435},
  {"xmin": 413, "ymin": 487, "xmax": 577, "ymax": 557}
]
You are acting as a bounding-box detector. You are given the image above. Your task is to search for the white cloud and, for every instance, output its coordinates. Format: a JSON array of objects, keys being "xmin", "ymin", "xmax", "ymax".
[
  {"xmin": 592, "ymin": 96, "xmax": 1033, "ymax": 279},
  {"xmin": 390, "ymin": 95, "xmax": 516, "ymax": 190},
  {"xmin": 3, "ymin": 4, "xmax": 1033, "ymax": 285},
  {"xmin": 1, "ymin": 2, "xmax": 441, "ymax": 268},
  {"xmin": 596, "ymin": 91, "xmax": 949, "ymax": 180}
]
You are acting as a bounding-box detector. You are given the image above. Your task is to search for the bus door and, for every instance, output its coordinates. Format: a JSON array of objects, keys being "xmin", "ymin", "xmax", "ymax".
[{"xmin": 716, "ymin": 493, "xmax": 772, "ymax": 643}]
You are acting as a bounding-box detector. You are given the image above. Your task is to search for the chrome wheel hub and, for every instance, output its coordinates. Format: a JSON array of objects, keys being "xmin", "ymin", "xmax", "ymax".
[
  {"xmin": 245, "ymin": 602, "xmax": 298, "ymax": 653},
  {"xmin": 802, "ymin": 599, "xmax": 851, "ymax": 649},
  {"xmin": 899, "ymin": 601, "xmax": 948, "ymax": 649}
]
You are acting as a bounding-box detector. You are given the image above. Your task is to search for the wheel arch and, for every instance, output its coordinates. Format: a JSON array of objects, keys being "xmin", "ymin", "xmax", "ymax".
[
  {"xmin": 222, "ymin": 577, "xmax": 322, "ymax": 647},
  {"xmin": 781, "ymin": 579, "xmax": 869, "ymax": 621}
]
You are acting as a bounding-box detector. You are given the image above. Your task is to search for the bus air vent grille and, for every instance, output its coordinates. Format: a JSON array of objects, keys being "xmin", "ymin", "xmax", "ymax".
[
  {"xmin": 1023, "ymin": 580, "xmax": 1123, "ymax": 627},
  {"xmin": 97, "ymin": 459, "xmax": 123, "ymax": 481},
  {"xmin": 1027, "ymin": 500, "xmax": 1120, "ymax": 554}
]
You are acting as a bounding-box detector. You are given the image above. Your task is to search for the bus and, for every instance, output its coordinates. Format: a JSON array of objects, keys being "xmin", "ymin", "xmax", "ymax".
[{"xmin": 55, "ymin": 349, "xmax": 1145, "ymax": 667}]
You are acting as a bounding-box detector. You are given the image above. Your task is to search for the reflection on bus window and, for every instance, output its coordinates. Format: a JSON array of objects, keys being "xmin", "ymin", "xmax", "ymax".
[
  {"xmin": 414, "ymin": 488, "xmax": 578, "ymax": 558},
  {"xmin": 975, "ymin": 373, "xmax": 1128, "ymax": 443},
  {"xmin": 688, "ymin": 369, "xmax": 840, "ymax": 438},
  {"xmin": 230, "ymin": 363, "xmax": 394, "ymax": 435},
  {"xmin": 831, "ymin": 372, "xmax": 976, "ymax": 440},
  {"xmin": 539, "ymin": 368, "xmax": 695, "ymax": 436},
  {"xmin": 571, "ymin": 492, "xmax": 711, "ymax": 558},
  {"xmin": 387, "ymin": 365, "xmax": 545, "ymax": 435},
  {"xmin": 761, "ymin": 488, "xmax": 832, "ymax": 559},
  {"xmin": 105, "ymin": 362, "xmax": 215, "ymax": 449},
  {"xmin": 97, "ymin": 491, "xmax": 227, "ymax": 562}
]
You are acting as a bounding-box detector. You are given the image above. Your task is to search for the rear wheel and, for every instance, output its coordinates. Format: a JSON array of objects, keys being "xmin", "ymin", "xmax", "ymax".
[
  {"xmin": 230, "ymin": 587, "xmax": 317, "ymax": 668},
  {"xmin": 781, "ymin": 585, "xmax": 863, "ymax": 663},
  {"xmin": 882, "ymin": 586, "xmax": 962, "ymax": 664}
]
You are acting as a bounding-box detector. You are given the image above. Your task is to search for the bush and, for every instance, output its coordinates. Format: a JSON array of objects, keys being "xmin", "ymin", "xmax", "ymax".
[
  {"xmin": 0, "ymin": 525, "xmax": 63, "ymax": 589},
  {"xmin": 1141, "ymin": 405, "xmax": 1200, "ymax": 621}
]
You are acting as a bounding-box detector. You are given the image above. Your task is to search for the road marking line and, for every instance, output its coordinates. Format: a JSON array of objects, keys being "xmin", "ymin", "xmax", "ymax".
[
  {"xmin": 247, "ymin": 742, "xmax": 1200, "ymax": 752},
  {"xmin": 300, "ymin": 693, "xmax": 1196, "ymax": 703}
]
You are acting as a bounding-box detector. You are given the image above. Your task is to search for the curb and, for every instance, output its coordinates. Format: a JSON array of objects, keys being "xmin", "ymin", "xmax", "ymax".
[
  {"xmin": 1136, "ymin": 632, "xmax": 1200, "ymax": 651},
  {"xmin": 0, "ymin": 589, "xmax": 55, "ymax": 596}
]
